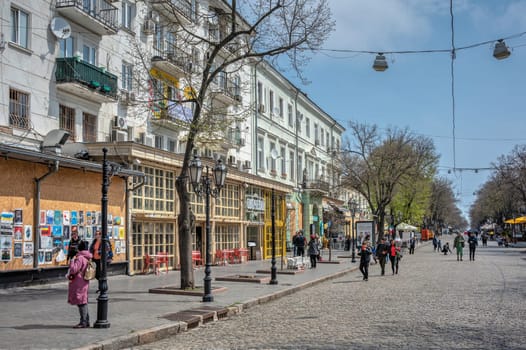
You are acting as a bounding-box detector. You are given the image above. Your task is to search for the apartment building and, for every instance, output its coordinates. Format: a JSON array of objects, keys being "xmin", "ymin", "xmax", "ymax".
[{"xmin": 0, "ymin": 0, "xmax": 349, "ymax": 282}]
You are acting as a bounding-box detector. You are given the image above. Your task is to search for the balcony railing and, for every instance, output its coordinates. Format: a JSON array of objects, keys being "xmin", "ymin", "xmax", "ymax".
[
  {"xmin": 56, "ymin": 0, "xmax": 118, "ymax": 35},
  {"xmin": 152, "ymin": 46, "xmax": 194, "ymax": 76},
  {"xmin": 151, "ymin": 0, "xmax": 194, "ymax": 22},
  {"xmin": 55, "ymin": 57, "xmax": 118, "ymax": 99}
]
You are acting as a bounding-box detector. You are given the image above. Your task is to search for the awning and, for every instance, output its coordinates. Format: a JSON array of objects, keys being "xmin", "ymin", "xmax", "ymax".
[
  {"xmin": 504, "ymin": 216, "xmax": 526, "ymax": 224},
  {"xmin": 396, "ymin": 222, "xmax": 418, "ymax": 231}
]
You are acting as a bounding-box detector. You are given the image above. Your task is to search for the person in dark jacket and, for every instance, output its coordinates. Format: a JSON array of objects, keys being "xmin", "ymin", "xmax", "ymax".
[
  {"xmin": 67, "ymin": 230, "xmax": 81, "ymax": 262},
  {"xmin": 359, "ymin": 235, "xmax": 372, "ymax": 281},
  {"xmin": 307, "ymin": 235, "xmax": 319, "ymax": 268},
  {"xmin": 468, "ymin": 232, "xmax": 478, "ymax": 261},
  {"xmin": 408, "ymin": 237, "xmax": 416, "ymax": 254},
  {"xmin": 295, "ymin": 232, "xmax": 306, "ymax": 258},
  {"xmin": 375, "ymin": 237, "xmax": 389, "ymax": 276},
  {"xmin": 67, "ymin": 240, "xmax": 92, "ymax": 328}
]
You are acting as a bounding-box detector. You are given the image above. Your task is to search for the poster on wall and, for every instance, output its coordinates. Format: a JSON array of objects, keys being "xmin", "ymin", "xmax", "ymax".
[
  {"xmin": 23, "ymin": 254, "xmax": 33, "ymax": 266},
  {"xmin": 85, "ymin": 226, "xmax": 93, "ymax": 240},
  {"xmin": 71, "ymin": 211, "xmax": 78, "ymax": 225},
  {"xmin": 63, "ymin": 225, "xmax": 70, "ymax": 240},
  {"xmin": 78, "ymin": 226, "xmax": 84, "ymax": 239},
  {"xmin": 40, "ymin": 226, "xmax": 51, "ymax": 237},
  {"xmin": 23, "ymin": 242, "xmax": 33, "ymax": 254},
  {"xmin": 53, "ymin": 237, "xmax": 63, "ymax": 249},
  {"xmin": 44, "ymin": 250, "xmax": 53, "ymax": 264},
  {"xmin": 1, "ymin": 236, "xmax": 13, "ymax": 261},
  {"xmin": 40, "ymin": 236, "xmax": 52, "ymax": 249},
  {"xmin": 24, "ymin": 225, "xmax": 32, "ymax": 241},
  {"xmin": 62, "ymin": 211, "xmax": 70, "ymax": 225},
  {"xmin": 79, "ymin": 210, "xmax": 84, "ymax": 225},
  {"xmin": 119, "ymin": 227, "xmax": 125, "ymax": 240},
  {"xmin": 46, "ymin": 210, "xmax": 54, "ymax": 225},
  {"xmin": 1, "ymin": 212, "xmax": 14, "ymax": 235},
  {"xmin": 14, "ymin": 242, "xmax": 22, "ymax": 258},
  {"xmin": 40, "ymin": 210, "xmax": 46, "ymax": 225},
  {"xmin": 14, "ymin": 226, "xmax": 23, "ymax": 241},
  {"xmin": 53, "ymin": 210, "xmax": 62, "ymax": 226},
  {"xmin": 112, "ymin": 226, "xmax": 119, "ymax": 239},
  {"xmin": 115, "ymin": 240, "xmax": 122, "ymax": 254},
  {"xmin": 52, "ymin": 225, "xmax": 62, "ymax": 237},
  {"xmin": 1, "ymin": 248, "xmax": 11, "ymax": 261},
  {"xmin": 38, "ymin": 250, "xmax": 45, "ymax": 264},
  {"xmin": 14, "ymin": 209, "xmax": 23, "ymax": 225}
]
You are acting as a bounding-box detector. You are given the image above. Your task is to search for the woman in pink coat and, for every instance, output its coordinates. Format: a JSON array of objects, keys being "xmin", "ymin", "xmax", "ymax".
[{"xmin": 67, "ymin": 240, "xmax": 92, "ymax": 328}]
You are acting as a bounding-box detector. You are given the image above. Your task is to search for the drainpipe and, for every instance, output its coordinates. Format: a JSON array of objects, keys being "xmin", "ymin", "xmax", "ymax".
[
  {"xmin": 253, "ymin": 61, "xmax": 260, "ymax": 176},
  {"xmin": 125, "ymin": 175, "xmax": 145, "ymax": 275},
  {"xmin": 33, "ymin": 161, "xmax": 59, "ymax": 269}
]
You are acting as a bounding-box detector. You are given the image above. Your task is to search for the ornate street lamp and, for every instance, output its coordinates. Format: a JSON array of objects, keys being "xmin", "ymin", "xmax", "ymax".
[
  {"xmin": 348, "ymin": 198, "xmax": 358, "ymax": 263},
  {"xmin": 188, "ymin": 154, "xmax": 227, "ymax": 302}
]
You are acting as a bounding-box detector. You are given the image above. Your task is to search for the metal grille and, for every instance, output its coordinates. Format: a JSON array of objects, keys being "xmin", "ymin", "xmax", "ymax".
[{"xmin": 9, "ymin": 88, "xmax": 30, "ymax": 129}]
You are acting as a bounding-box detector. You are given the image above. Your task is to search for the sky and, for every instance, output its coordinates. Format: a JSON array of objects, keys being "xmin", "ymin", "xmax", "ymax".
[{"xmin": 284, "ymin": 0, "xmax": 526, "ymax": 221}]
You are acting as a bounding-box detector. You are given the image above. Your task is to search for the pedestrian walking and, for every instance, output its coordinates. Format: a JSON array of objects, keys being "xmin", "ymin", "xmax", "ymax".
[
  {"xmin": 481, "ymin": 233, "xmax": 488, "ymax": 247},
  {"xmin": 468, "ymin": 232, "xmax": 478, "ymax": 261},
  {"xmin": 453, "ymin": 232, "xmax": 465, "ymax": 261},
  {"xmin": 408, "ymin": 236, "xmax": 416, "ymax": 255},
  {"xmin": 375, "ymin": 237, "xmax": 389, "ymax": 276},
  {"xmin": 359, "ymin": 235, "xmax": 372, "ymax": 281},
  {"xmin": 307, "ymin": 235, "xmax": 319, "ymax": 268},
  {"xmin": 389, "ymin": 239, "xmax": 400, "ymax": 274},
  {"xmin": 437, "ymin": 238, "xmax": 442, "ymax": 253},
  {"xmin": 89, "ymin": 230, "xmax": 113, "ymax": 280},
  {"xmin": 295, "ymin": 231, "xmax": 306, "ymax": 258},
  {"xmin": 432, "ymin": 236, "xmax": 438, "ymax": 251},
  {"xmin": 67, "ymin": 240, "xmax": 92, "ymax": 328}
]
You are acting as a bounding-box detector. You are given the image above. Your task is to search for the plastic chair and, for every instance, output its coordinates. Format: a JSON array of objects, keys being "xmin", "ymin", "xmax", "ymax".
[
  {"xmin": 215, "ymin": 249, "xmax": 224, "ymax": 265},
  {"xmin": 155, "ymin": 252, "xmax": 169, "ymax": 274},
  {"xmin": 143, "ymin": 254, "xmax": 155, "ymax": 274}
]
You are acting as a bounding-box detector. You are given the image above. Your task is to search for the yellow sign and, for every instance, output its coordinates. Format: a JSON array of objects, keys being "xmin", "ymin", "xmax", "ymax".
[{"xmin": 149, "ymin": 68, "xmax": 179, "ymax": 88}]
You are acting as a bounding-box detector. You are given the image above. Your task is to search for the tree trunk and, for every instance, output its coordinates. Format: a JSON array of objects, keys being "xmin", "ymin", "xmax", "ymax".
[{"xmin": 176, "ymin": 176, "xmax": 194, "ymax": 289}]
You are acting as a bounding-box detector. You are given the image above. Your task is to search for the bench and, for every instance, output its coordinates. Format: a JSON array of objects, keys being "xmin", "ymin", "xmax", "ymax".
[{"xmin": 287, "ymin": 256, "xmax": 309, "ymax": 270}]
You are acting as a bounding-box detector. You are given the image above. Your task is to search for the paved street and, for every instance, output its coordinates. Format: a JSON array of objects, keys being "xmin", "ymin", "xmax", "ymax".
[{"xmin": 133, "ymin": 239, "xmax": 526, "ymax": 350}]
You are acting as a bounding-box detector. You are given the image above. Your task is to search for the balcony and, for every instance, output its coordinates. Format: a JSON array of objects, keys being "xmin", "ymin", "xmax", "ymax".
[
  {"xmin": 56, "ymin": 0, "xmax": 118, "ymax": 35},
  {"xmin": 303, "ymin": 179, "xmax": 330, "ymax": 195},
  {"xmin": 55, "ymin": 57, "xmax": 118, "ymax": 102},
  {"xmin": 150, "ymin": 101, "xmax": 192, "ymax": 131},
  {"xmin": 151, "ymin": 47, "xmax": 194, "ymax": 79},
  {"xmin": 209, "ymin": 76, "xmax": 240, "ymax": 106},
  {"xmin": 150, "ymin": 0, "xmax": 195, "ymax": 24}
]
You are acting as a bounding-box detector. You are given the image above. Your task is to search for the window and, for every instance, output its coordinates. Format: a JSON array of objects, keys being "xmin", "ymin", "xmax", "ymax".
[
  {"xmin": 214, "ymin": 224, "xmax": 240, "ymax": 250},
  {"xmin": 131, "ymin": 221, "xmax": 174, "ymax": 273},
  {"xmin": 269, "ymin": 90, "xmax": 274, "ymax": 114},
  {"xmin": 83, "ymin": 44, "xmax": 96, "ymax": 65},
  {"xmin": 82, "ymin": 112, "xmax": 97, "ymax": 142},
  {"xmin": 287, "ymin": 104, "xmax": 293, "ymax": 127},
  {"xmin": 257, "ymin": 136, "xmax": 265, "ymax": 170},
  {"xmin": 278, "ymin": 97, "xmax": 284, "ymax": 118},
  {"xmin": 122, "ymin": 62, "xmax": 133, "ymax": 91},
  {"xmin": 9, "ymin": 88, "xmax": 30, "ymax": 129},
  {"xmin": 232, "ymin": 75, "xmax": 241, "ymax": 97},
  {"xmin": 257, "ymin": 81, "xmax": 263, "ymax": 107},
  {"xmin": 59, "ymin": 105, "xmax": 76, "ymax": 140},
  {"xmin": 305, "ymin": 117, "xmax": 310, "ymax": 138},
  {"xmin": 168, "ymin": 139, "xmax": 176, "ymax": 152},
  {"xmin": 280, "ymin": 147, "xmax": 286, "ymax": 176},
  {"xmin": 122, "ymin": 1, "xmax": 134, "ymax": 30},
  {"xmin": 289, "ymin": 151, "xmax": 295, "ymax": 181},
  {"xmin": 59, "ymin": 37, "xmax": 75, "ymax": 58},
  {"xmin": 215, "ymin": 183, "xmax": 240, "ymax": 218},
  {"xmin": 132, "ymin": 166, "xmax": 174, "ymax": 213},
  {"xmin": 155, "ymin": 135, "xmax": 164, "ymax": 149},
  {"xmin": 269, "ymin": 141, "xmax": 276, "ymax": 172},
  {"xmin": 10, "ymin": 7, "xmax": 29, "ymax": 48},
  {"xmin": 314, "ymin": 124, "xmax": 319, "ymax": 144}
]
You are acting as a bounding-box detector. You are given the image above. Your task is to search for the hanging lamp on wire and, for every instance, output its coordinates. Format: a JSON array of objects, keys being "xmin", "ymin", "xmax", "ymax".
[
  {"xmin": 372, "ymin": 53, "xmax": 388, "ymax": 71},
  {"xmin": 493, "ymin": 39, "xmax": 511, "ymax": 60}
]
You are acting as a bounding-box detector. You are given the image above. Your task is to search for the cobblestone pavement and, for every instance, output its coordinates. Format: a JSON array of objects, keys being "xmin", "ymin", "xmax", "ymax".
[{"xmin": 132, "ymin": 239, "xmax": 526, "ymax": 350}]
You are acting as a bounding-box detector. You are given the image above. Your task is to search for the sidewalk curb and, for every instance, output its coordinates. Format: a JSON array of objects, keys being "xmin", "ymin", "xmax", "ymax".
[{"xmin": 76, "ymin": 265, "xmax": 360, "ymax": 350}]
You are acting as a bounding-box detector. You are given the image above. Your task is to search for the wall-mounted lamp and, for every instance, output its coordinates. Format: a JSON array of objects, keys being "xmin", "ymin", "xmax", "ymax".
[
  {"xmin": 373, "ymin": 53, "xmax": 388, "ymax": 71},
  {"xmin": 493, "ymin": 39, "xmax": 511, "ymax": 60}
]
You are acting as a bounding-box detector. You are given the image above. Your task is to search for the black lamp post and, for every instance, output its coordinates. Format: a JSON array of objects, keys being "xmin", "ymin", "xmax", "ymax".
[
  {"xmin": 269, "ymin": 188, "xmax": 278, "ymax": 285},
  {"xmin": 188, "ymin": 154, "xmax": 227, "ymax": 302},
  {"xmin": 348, "ymin": 198, "xmax": 358, "ymax": 263},
  {"xmin": 94, "ymin": 148, "xmax": 111, "ymax": 329}
]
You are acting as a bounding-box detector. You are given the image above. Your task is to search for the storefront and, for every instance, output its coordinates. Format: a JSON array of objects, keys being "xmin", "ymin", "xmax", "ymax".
[{"xmin": 0, "ymin": 144, "xmax": 141, "ymax": 286}]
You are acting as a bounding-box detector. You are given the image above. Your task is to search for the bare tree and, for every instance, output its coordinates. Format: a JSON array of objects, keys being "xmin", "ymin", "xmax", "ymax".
[
  {"xmin": 340, "ymin": 122, "xmax": 437, "ymax": 242},
  {"xmin": 131, "ymin": 0, "xmax": 334, "ymax": 289}
]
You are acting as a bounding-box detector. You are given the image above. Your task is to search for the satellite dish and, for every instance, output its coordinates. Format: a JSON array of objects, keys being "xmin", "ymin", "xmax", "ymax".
[
  {"xmin": 270, "ymin": 148, "xmax": 279, "ymax": 160},
  {"xmin": 50, "ymin": 17, "xmax": 71, "ymax": 39}
]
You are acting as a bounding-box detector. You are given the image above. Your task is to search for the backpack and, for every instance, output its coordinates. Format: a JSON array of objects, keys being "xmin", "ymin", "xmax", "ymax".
[{"xmin": 83, "ymin": 259, "xmax": 97, "ymax": 281}]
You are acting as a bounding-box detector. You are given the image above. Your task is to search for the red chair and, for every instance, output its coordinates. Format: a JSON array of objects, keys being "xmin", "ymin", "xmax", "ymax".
[
  {"xmin": 233, "ymin": 248, "xmax": 241, "ymax": 263},
  {"xmin": 192, "ymin": 250, "xmax": 203, "ymax": 267},
  {"xmin": 155, "ymin": 252, "xmax": 169, "ymax": 274},
  {"xmin": 143, "ymin": 254, "xmax": 156, "ymax": 274},
  {"xmin": 215, "ymin": 249, "xmax": 224, "ymax": 265}
]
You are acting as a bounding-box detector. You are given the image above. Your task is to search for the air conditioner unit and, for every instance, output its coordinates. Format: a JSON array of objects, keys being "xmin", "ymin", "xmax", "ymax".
[
  {"xmin": 258, "ymin": 104, "xmax": 265, "ymax": 113},
  {"xmin": 144, "ymin": 135, "xmax": 154, "ymax": 147},
  {"xmin": 143, "ymin": 19, "xmax": 155, "ymax": 35},
  {"xmin": 111, "ymin": 129, "xmax": 128, "ymax": 142},
  {"xmin": 113, "ymin": 116, "xmax": 127, "ymax": 129},
  {"xmin": 243, "ymin": 160, "xmax": 251, "ymax": 170},
  {"xmin": 120, "ymin": 91, "xmax": 136, "ymax": 105}
]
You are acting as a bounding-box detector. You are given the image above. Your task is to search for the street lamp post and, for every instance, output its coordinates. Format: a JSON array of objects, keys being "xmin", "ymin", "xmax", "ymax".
[
  {"xmin": 348, "ymin": 198, "xmax": 358, "ymax": 263},
  {"xmin": 188, "ymin": 154, "xmax": 227, "ymax": 302},
  {"xmin": 94, "ymin": 148, "xmax": 111, "ymax": 329}
]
